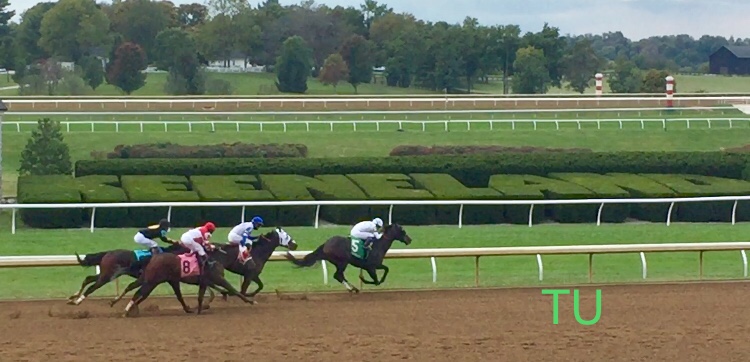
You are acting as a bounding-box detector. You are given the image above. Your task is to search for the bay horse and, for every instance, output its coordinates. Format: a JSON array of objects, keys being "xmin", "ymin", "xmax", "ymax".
[
  {"xmin": 122, "ymin": 244, "xmax": 254, "ymax": 317},
  {"xmin": 214, "ymin": 227, "xmax": 299, "ymax": 300},
  {"xmin": 109, "ymin": 227, "xmax": 295, "ymax": 306},
  {"xmin": 284, "ymin": 223, "xmax": 411, "ymax": 293},
  {"xmin": 67, "ymin": 243, "xmax": 187, "ymax": 306}
]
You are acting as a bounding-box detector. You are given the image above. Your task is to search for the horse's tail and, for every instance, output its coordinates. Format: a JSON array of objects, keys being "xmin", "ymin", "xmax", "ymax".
[
  {"xmin": 75, "ymin": 251, "xmax": 107, "ymax": 267},
  {"xmin": 285, "ymin": 245, "xmax": 324, "ymax": 268}
]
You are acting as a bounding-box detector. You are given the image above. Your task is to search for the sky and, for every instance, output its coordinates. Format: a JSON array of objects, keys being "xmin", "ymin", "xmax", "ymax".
[{"xmin": 6, "ymin": 0, "xmax": 750, "ymax": 40}]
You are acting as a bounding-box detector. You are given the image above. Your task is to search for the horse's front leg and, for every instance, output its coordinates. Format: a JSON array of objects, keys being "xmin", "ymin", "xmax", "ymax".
[
  {"xmin": 376, "ymin": 264, "xmax": 389, "ymax": 285},
  {"xmin": 359, "ymin": 266, "xmax": 380, "ymax": 285}
]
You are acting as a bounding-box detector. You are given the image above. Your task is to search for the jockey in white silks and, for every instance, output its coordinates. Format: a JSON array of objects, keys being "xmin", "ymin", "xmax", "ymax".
[
  {"xmin": 350, "ymin": 217, "xmax": 384, "ymax": 250},
  {"xmin": 227, "ymin": 216, "xmax": 264, "ymax": 264}
]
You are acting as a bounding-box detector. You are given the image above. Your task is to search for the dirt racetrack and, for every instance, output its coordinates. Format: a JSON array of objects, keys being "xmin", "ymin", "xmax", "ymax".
[{"xmin": 2, "ymin": 282, "xmax": 750, "ymax": 361}]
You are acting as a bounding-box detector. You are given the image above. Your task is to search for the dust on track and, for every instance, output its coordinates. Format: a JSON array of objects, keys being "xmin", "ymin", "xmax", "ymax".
[{"xmin": 1, "ymin": 282, "xmax": 749, "ymax": 361}]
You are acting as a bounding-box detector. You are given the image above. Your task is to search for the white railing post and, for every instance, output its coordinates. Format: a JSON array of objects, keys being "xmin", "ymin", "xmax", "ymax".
[
  {"xmin": 167, "ymin": 206, "xmax": 172, "ymax": 221},
  {"xmin": 90, "ymin": 207, "xmax": 96, "ymax": 233},
  {"xmin": 11, "ymin": 208, "xmax": 16, "ymax": 234},
  {"xmin": 640, "ymin": 252, "xmax": 647, "ymax": 279},
  {"xmin": 742, "ymin": 250, "xmax": 748, "ymax": 278},
  {"xmin": 536, "ymin": 254, "xmax": 544, "ymax": 281},
  {"xmin": 596, "ymin": 202, "xmax": 604, "ymax": 225},
  {"xmin": 241, "ymin": 206, "xmax": 246, "ymax": 223},
  {"xmin": 458, "ymin": 204, "xmax": 464, "ymax": 228},
  {"xmin": 666, "ymin": 202, "xmax": 675, "ymax": 226},
  {"xmin": 732, "ymin": 200, "xmax": 738, "ymax": 225},
  {"xmin": 321, "ymin": 260, "xmax": 328, "ymax": 284},
  {"xmin": 388, "ymin": 204, "xmax": 393, "ymax": 225},
  {"xmin": 314, "ymin": 205, "xmax": 321, "ymax": 229},
  {"xmin": 430, "ymin": 257, "xmax": 437, "ymax": 283},
  {"xmin": 528, "ymin": 204, "xmax": 535, "ymax": 227}
]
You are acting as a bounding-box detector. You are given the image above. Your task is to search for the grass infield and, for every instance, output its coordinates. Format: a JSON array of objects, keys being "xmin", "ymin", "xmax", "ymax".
[{"xmin": 2, "ymin": 221, "xmax": 750, "ymax": 300}]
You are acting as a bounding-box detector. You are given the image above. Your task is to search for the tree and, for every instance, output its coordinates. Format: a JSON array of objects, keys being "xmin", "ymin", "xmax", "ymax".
[
  {"xmin": 511, "ymin": 46, "xmax": 550, "ymax": 94},
  {"xmin": 77, "ymin": 55, "xmax": 104, "ymax": 90},
  {"xmin": 13, "ymin": 2, "xmax": 55, "ymax": 64},
  {"xmin": 177, "ymin": 3, "xmax": 209, "ymax": 28},
  {"xmin": 339, "ymin": 34, "xmax": 373, "ymax": 93},
  {"xmin": 18, "ymin": 118, "xmax": 73, "ymax": 176},
  {"xmin": 318, "ymin": 53, "xmax": 349, "ymax": 90},
  {"xmin": 109, "ymin": 0, "xmax": 173, "ymax": 58},
  {"xmin": 106, "ymin": 42, "xmax": 147, "ymax": 94},
  {"xmin": 641, "ymin": 69, "xmax": 676, "ymax": 93},
  {"xmin": 154, "ymin": 28, "xmax": 204, "ymax": 94},
  {"xmin": 608, "ymin": 57, "xmax": 642, "ymax": 93},
  {"xmin": 275, "ymin": 35, "xmax": 312, "ymax": 93},
  {"xmin": 38, "ymin": 0, "xmax": 111, "ymax": 62},
  {"xmin": 0, "ymin": 0, "xmax": 14, "ymax": 69},
  {"xmin": 522, "ymin": 23, "xmax": 565, "ymax": 87},
  {"xmin": 563, "ymin": 38, "xmax": 604, "ymax": 93}
]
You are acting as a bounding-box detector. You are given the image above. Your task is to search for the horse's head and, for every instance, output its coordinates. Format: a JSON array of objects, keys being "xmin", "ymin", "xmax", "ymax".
[
  {"xmin": 263, "ymin": 226, "xmax": 298, "ymax": 251},
  {"xmin": 383, "ymin": 223, "xmax": 411, "ymax": 245}
]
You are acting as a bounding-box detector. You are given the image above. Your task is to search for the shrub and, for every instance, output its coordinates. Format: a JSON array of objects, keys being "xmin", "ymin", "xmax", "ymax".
[
  {"xmin": 17, "ymin": 175, "xmax": 83, "ymax": 228},
  {"xmin": 389, "ymin": 145, "xmax": 593, "ymax": 156},
  {"xmin": 106, "ymin": 142, "xmax": 308, "ymax": 159}
]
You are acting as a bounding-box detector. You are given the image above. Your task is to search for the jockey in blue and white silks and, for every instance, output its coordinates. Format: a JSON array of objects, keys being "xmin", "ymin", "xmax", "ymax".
[{"xmin": 228, "ymin": 216, "xmax": 264, "ymax": 264}]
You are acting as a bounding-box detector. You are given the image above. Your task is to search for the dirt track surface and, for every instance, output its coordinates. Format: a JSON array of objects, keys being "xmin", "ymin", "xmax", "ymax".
[{"xmin": 2, "ymin": 282, "xmax": 750, "ymax": 361}]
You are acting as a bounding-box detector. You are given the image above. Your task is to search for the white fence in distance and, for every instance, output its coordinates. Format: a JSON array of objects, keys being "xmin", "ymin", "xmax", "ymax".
[
  {"xmin": 6, "ymin": 196, "xmax": 750, "ymax": 234},
  {"xmin": 3, "ymin": 117, "xmax": 748, "ymax": 133},
  {"xmin": 1, "ymin": 243, "xmax": 749, "ymax": 291},
  {"xmin": 2, "ymin": 106, "xmax": 733, "ymax": 118},
  {"xmin": 3, "ymin": 95, "xmax": 750, "ymax": 109}
]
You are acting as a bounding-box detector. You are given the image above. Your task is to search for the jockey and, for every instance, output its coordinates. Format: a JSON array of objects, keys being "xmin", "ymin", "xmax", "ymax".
[
  {"xmin": 350, "ymin": 217, "xmax": 384, "ymax": 250},
  {"xmin": 227, "ymin": 216, "xmax": 263, "ymax": 259},
  {"xmin": 134, "ymin": 218, "xmax": 176, "ymax": 254},
  {"xmin": 180, "ymin": 222, "xmax": 216, "ymax": 276}
]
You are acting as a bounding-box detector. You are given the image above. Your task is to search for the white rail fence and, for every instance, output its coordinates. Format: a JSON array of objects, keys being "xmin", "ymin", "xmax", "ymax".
[
  {"xmin": 3, "ymin": 117, "xmax": 747, "ymax": 133},
  {"xmin": 6, "ymin": 196, "xmax": 750, "ymax": 234},
  {"xmin": 3, "ymin": 106, "xmax": 733, "ymax": 118},
  {"xmin": 1, "ymin": 243, "xmax": 749, "ymax": 294},
  {"xmin": 4, "ymin": 95, "xmax": 750, "ymax": 109}
]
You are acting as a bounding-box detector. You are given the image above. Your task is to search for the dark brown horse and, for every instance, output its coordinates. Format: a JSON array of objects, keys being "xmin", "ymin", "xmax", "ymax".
[
  {"xmin": 68, "ymin": 243, "xmax": 187, "ymax": 306},
  {"xmin": 215, "ymin": 227, "xmax": 298, "ymax": 300},
  {"xmin": 284, "ymin": 223, "xmax": 411, "ymax": 293},
  {"xmin": 109, "ymin": 227, "xmax": 296, "ymax": 305},
  {"xmin": 122, "ymin": 245, "xmax": 253, "ymax": 317}
]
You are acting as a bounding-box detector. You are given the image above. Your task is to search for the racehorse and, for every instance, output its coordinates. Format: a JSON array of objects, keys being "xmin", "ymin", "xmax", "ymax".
[
  {"xmin": 122, "ymin": 244, "xmax": 254, "ymax": 317},
  {"xmin": 284, "ymin": 223, "xmax": 411, "ymax": 293},
  {"xmin": 109, "ymin": 227, "xmax": 296, "ymax": 306},
  {"xmin": 215, "ymin": 227, "xmax": 299, "ymax": 300},
  {"xmin": 67, "ymin": 243, "xmax": 187, "ymax": 306}
]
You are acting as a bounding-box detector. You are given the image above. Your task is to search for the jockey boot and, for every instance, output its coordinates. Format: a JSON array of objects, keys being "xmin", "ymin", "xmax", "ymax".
[
  {"xmin": 363, "ymin": 237, "xmax": 374, "ymax": 250},
  {"xmin": 150, "ymin": 246, "xmax": 161, "ymax": 254},
  {"xmin": 198, "ymin": 253, "xmax": 208, "ymax": 277}
]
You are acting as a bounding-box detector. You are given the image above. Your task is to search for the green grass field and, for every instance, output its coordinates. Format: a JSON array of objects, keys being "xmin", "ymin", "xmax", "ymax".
[
  {"xmin": 2, "ymin": 221, "xmax": 750, "ymax": 300},
  {"xmin": 3, "ymin": 72, "xmax": 750, "ymax": 96}
]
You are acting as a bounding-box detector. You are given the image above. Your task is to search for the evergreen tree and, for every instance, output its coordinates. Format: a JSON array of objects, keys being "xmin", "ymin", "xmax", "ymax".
[{"xmin": 19, "ymin": 118, "xmax": 73, "ymax": 175}]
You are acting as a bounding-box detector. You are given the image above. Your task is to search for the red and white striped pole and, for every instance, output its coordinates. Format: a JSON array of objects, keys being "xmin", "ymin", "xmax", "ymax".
[
  {"xmin": 665, "ymin": 75, "xmax": 674, "ymax": 107},
  {"xmin": 595, "ymin": 73, "xmax": 603, "ymax": 96}
]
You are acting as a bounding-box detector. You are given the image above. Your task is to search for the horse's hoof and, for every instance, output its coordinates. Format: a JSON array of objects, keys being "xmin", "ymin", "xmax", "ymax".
[{"xmin": 184, "ymin": 308, "xmax": 194, "ymax": 314}]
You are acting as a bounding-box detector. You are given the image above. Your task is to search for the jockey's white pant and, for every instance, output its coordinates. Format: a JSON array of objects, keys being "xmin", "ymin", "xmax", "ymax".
[
  {"xmin": 351, "ymin": 231, "xmax": 378, "ymax": 240},
  {"xmin": 134, "ymin": 232, "xmax": 158, "ymax": 248},
  {"xmin": 227, "ymin": 232, "xmax": 243, "ymax": 244},
  {"xmin": 180, "ymin": 234, "xmax": 207, "ymax": 256}
]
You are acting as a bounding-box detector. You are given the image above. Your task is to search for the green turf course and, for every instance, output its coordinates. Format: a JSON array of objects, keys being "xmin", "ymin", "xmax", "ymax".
[{"xmin": 2, "ymin": 220, "xmax": 750, "ymax": 300}]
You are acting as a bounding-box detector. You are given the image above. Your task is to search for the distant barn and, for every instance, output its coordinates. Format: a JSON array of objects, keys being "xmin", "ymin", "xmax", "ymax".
[{"xmin": 709, "ymin": 45, "xmax": 750, "ymax": 75}]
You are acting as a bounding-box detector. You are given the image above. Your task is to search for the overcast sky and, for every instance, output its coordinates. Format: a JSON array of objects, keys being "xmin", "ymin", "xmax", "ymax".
[{"xmin": 7, "ymin": 0, "xmax": 750, "ymax": 40}]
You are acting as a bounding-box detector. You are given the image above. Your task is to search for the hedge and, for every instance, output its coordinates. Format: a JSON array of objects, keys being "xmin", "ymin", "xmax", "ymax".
[
  {"xmin": 105, "ymin": 142, "xmax": 308, "ymax": 159},
  {"xmin": 17, "ymin": 172, "xmax": 750, "ymax": 228},
  {"xmin": 389, "ymin": 145, "xmax": 592, "ymax": 156},
  {"xmin": 74, "ymin": 151, "xmax": 750, "ymax": 185}
]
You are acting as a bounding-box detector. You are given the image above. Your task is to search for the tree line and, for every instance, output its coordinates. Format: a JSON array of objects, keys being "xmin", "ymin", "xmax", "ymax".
[{"xmin": 1, "ymin": 0, "xmax": 748, "ymax": 95}]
